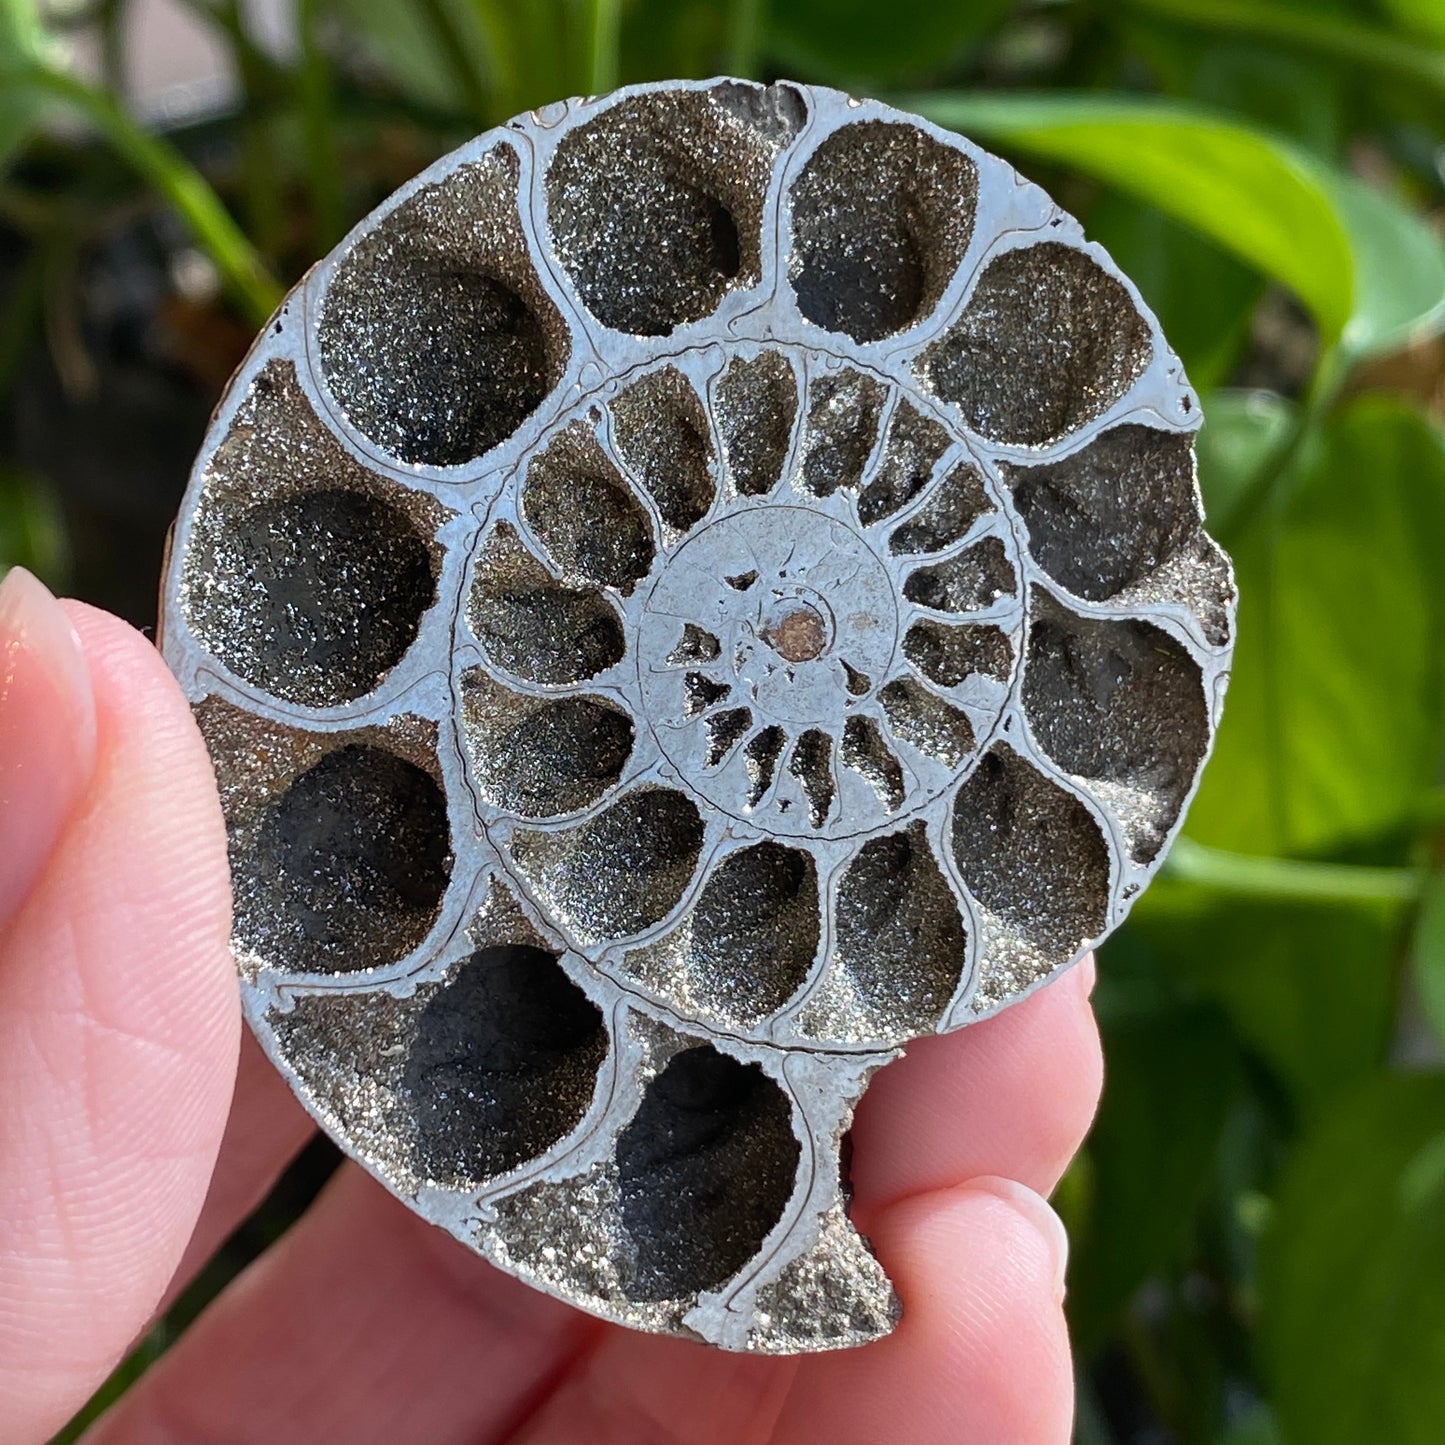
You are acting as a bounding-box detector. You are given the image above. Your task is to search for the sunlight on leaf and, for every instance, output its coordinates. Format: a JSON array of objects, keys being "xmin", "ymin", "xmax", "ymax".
[
  {"xmin": 1324, "ymin": 172, "xmax": 1445, "ymax": 359},
  {"xmin": 1187, "ymin": 398, "xmax": 1445, "ymax": 859},
  {"xmin": 1128, "ymin": 0, "xmax": 1445, "ymax": 97}
]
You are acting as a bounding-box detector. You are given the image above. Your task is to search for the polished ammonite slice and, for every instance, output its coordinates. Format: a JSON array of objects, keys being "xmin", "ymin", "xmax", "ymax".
[{"xmin": 160, "ymin": 78, "xmax": 1235, "ymax": 1353}]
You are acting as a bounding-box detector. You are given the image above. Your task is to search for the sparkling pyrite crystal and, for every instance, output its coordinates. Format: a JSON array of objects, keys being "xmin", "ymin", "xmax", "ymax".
[{"xmin": 160, "ymin": 79, "xmax": 1235, "ymax": 1352}]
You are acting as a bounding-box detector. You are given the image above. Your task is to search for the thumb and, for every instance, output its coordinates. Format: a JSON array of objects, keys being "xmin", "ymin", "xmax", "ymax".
[{"xmin": 0, "ymin": 581, "xmax": 238, "ymax": 1444}]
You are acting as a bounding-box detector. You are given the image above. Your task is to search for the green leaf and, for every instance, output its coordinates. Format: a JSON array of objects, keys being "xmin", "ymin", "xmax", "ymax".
[
  {"xmin": 1068, "ymin": 1000, "xmax": 1242, "ymax": 1353},
  {"xmin": 1130, "ymin": 884, "xmax": 1397, "ymax": 1111},
  {"xmin": 1127, "ymin": 0, "xmax": 1445, "ymax": 98},
  {"xmin": 1185, "ymin": 39, "xmax": 1344, "ymax": 155},
  {"xmin": 1412, "ymin": 872, "xmax": 1445, "ymax": 1050},
  {"xmin": 1195, "ymin": 389, "xmax": 1295, "ymax": 534},
  {"xmin": 0, "ymin": 0, "xmax": 55, "ymax": 170},
  {"xmin": 1186, "ymin": 397, "xmax": 1445, "ymax": 858},
  {"xmin": 907, "ymin": 93, "xmax": 1356, "ymax": 344},
  {"xmin": 767, "ymin": 0, "xmax": 1012, "ymax": 83},
  {"xmin": 1260, "ymin": 1074, "xmax": 1445, "ymax": 1445},
  {"xmin": 0, "ymin": 468, "xmax": 68, "ymax": 588},
  {"xmin": 1325, "ymin": 172, "xmax": 1445, "ymax": 358},
  {"xmin": 619, "ymin": 0, "xmax": 733, "ymax": 83},
  {"xmin": 1380, "ymin": 0, "xmax": 1445, "ymax": 45},
  {"xmin": 20, "ymin": 67, "xmax": 282, "ymax": 325},
  {"xmin": 327, "ymin": 0, "xmax": 487, "ymax": 117},
  {"xmin": 0, "ymin": 0, "xmax": 47, "ymax": 71}
]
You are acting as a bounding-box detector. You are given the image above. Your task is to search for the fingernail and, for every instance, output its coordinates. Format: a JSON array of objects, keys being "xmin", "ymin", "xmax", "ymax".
[
  {"xmin": 0, "ymin": 568, "xmax": 97, "ymax": 934},
  {"xmin": 973, "ymin": 1176, "xmax": 1070, "ymax": 1303}
]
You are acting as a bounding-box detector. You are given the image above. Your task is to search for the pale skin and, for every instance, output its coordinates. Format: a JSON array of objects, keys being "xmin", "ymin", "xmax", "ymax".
[{"xmin": 0, "ymin": 565, "xmax": 1103, "ymax": 1444}]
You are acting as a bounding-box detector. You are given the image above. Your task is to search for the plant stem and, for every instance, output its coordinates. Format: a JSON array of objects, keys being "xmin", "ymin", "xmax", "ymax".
[
  {"xmin": 587, "ymin": 0, "xmax": 620, "ymax": 94},
  {"xmin": 96, "ymin": 0, "xmax": 126, "ymax": 97},
  {"xmin": 1127, "ymin": 0, "xmax": 1445, "ymax": 99},
  {"xmin": 220, "ymin": 0, "xmax": 284, "ymax": 257},
  {"xmin": 1164, "ymin": 837, "xmax": 1421, "ymax": 906},
  {"xmin": 297, "ymin": 0, "xmax": 344, "ymax": 251},
  {"xmin": 24, "ymin": 67, "xmax": 282, "ymax": 325},
  {"xmin": 727, "ymin": 0, "xmax": 765, "ymax": 79},
  {"xmin": 416, "ymin": 0, "xmax": 492, "ymax": 126}
]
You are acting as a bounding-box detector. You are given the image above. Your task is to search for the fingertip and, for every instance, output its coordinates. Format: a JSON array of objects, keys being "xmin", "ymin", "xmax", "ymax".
[
  {"xmin": 955, "ymin": 1175, "xmax": 1070, "ymax": 1305},
  {"xmin": 850, "ymin": 961, "xmax": 1103, "ymax": 1218},
  {"xmin": 778, "ymin": 1181, "xmax": 1076, "ymax": 1445}
]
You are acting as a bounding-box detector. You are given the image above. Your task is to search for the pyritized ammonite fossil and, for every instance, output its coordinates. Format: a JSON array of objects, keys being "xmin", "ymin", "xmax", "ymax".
[{"xmin": 160, "ymin": 79, "xmax": 1235, "ymax": 1352}]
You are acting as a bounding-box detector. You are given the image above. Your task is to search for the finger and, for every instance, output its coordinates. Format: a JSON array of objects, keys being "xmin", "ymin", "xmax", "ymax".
[
  {"xmin": 159, "ymin": 1030, "xmax": 317, "ymax": 1315},
  {"xmin": 772, "ymin": 1179, "xmax": 1074, "ymax": 1445},
  {"xmin": 849, "ymin": 956, "xmax": 1101, "ymax": 1223},
  {"xmin": 501, "ymin": 1330, "xmax": 794, "ymax": 1445},
  {"xmin": 83, "ymin": 1167, "xmax": 598, "ymax": 1445},
  {"xmin": 502, "ymin": 1176, "xmax": 1073, "ymax": 1445},
  {"xmin": 0, "ymin": 599, "xmax": 238, "ymax": 1444},
  {"xmin": 0, "ymin": 568, "xmax": 97, "ymax": 933}
]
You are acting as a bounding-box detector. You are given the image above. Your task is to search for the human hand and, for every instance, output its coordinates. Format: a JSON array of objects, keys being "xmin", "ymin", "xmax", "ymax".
[{"xmin": 0, "ymin": 566, "xmax": 1103, "ymax": 1445}]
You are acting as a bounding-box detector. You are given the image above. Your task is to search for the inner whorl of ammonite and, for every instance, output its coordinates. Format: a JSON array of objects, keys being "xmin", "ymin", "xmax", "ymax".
[{"xmin": 161, "ymin": 79, "xmax": 1235, "ymax": 1355}]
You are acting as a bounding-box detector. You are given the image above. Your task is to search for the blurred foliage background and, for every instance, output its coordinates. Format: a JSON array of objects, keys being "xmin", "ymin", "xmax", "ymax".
[{"xmin": 2, "ymin": 0, "xmax": 1444, "ymax": 1441}]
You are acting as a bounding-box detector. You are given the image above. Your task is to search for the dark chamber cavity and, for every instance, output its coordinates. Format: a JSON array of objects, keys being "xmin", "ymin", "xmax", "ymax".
[
  {"xmin": 468, "ymin": 523, "xmax": 625, "ymax": 686},
  {"xmin": 684, "ymin": 670, "xmax": 730, "ymax": 716},
  {"xmin": 889, "ymin": 462, "xmax": 991, "ymax": 557},
  {"xmin": 209, "ymin": 487, "xmax": 435, "ymax": 706},
  {"xmin": 523, "ymin": 422, "xmax": 655, "ymax": 593},
  {"xmin": 609, "ymin": 367, "xmax": 716, "ymax": 532},
  {"xmin": 404, "ymin": 945, "xmax": 607, "ymax": 1183},
  {"xmin": 510, "ymin": 788, "xmax": 706, "ymax": 945},
  {"xmin": 623, "ymin": 843, "xmax": 820, "ymax": 1026},
  {"xmin": 904, "ymin": 536, "xmax": 1016, "ymax": 614},
  {"xmin": 1001, "ymin": 424, "xmax": 1201, "ymax": 601},
  {"xmin": 904, "ymin": 619, "xmax": 1014, "ymax": 688},
  {"xmin": 789, "ymin": 121, "xmax": 978, "ymax": 343},
  {"xmin": 880, "ymin": 677, "xmax": 976, "ymax": 767},
  {"xmin": 182, "ymin": 362, "xmax": 445, "ymax": 710},
  {"xmin": 743, "ymin": 726, "xmax": 786, "ymax": 806},
  {"xmin": 921, "ymin": 242, "xmax": 1152, "ymax": 447},
  {"xmin": 714, "ymin": 351, "xmax": 798, "ymax": 497},
  {"xmin": 706, "ymin": 707, "xmax": 753, "ymax": 766},
  {"xmin": 857, "ymin": 400, "xmax": 951, "ymax": 528},
  {"xmin": 546, "ymin": 85, "xmax": 802, "ymax": 335},
  {"xmin": 687, "ymin": 844, "xmax": 819, "ymax": 1016},
  {"xmin": 788, "ymin": 728, "xmax": 835, "ymax": 828},
  {"xmin": 319, "ymin": 149, "xmax": 564, "ymax": 466},
  {"xmin": 951, "ymin": 745, "xmax": 1112, "ymax": 964},
  {"xmin": 242, "ymin": 744, "xmax": 451, "ymax": 973},
  {"xmin": 462, "ymin": 672, "xmax": 634, "ymax": 819},
  {"xmin": 1022, "ymin": 604, "xmax": 1209, "ymax": 862},
  {"xmin": 841, "ymin": 715, "xmax": 905, "ymax": 812},
  {"xmin": 799, "ymin": 368, "xmax": 887, "ymax": 498},
  {"xmin": 617, "ymin": 1045, "xmax": 801, "ymax": 1300},
  {"xmin": 831, "ymin": 822, "xmax": 967, "ymax": 1036}
]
